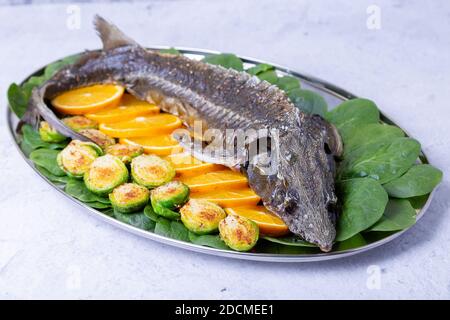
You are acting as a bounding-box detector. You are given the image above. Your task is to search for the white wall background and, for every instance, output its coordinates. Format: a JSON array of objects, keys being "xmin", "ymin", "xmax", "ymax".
[{"xmin": 0, "ymin": 0, "xmax": 449, "ymax": 299}]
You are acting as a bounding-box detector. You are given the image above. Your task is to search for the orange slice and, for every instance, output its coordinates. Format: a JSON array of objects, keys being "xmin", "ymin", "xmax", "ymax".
[
  {"xmin": 85, "ymin": 94, "xmax": 160, "ymax": 123},
  {"xmin": 225, "ymin": 206, "xmax": 289, "ymax": 237},
  {"xmin": 120, "ymin": 134, "xmax": 183, "ymax": 156},
  {"xmin": 165, "ymin": 152, "xmax": 226, "ymax": 176},
  {"xmin": 52, "ymin": 84, "xmax": 124, "ymax": 115},
  {"xmin": 192, "ymin": 188, "xmax": 261, "ymax": 207},
  {"xmin": 179, "ymin": 170, "xmax": 248, "ymax": 193},
  {"xmin": 99, "ymin": 114, "xmax": 182, "ymax": 138}
]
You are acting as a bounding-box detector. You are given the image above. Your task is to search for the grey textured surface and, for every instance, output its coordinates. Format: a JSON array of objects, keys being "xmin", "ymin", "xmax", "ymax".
[{"xmin": 0, "ymin": 0, "xmax": 449, "ymax": 299}]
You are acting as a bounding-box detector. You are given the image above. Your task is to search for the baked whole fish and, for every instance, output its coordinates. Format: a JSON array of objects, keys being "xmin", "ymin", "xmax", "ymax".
[{"xmin": 21, "ymin": 16, "xmax": 343, "ymax": 251}]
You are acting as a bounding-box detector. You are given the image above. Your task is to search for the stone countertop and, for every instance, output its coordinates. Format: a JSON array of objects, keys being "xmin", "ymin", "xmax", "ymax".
[{"xmin": 0, "ymin": 0, "xmax": 449, "ymax": 299}]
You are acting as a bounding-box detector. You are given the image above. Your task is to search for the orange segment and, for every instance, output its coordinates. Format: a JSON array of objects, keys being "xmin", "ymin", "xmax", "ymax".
[
  {"xmin": 120, "ymin": 135, "xmax": 183, "ymax": 156},
  {"xmin": 52, "ymin": 84, "xmax": 124, "ymax": 115},
  {"xmin": 179, "ymin": 170, "xmax": 248, "ymax": 193},
  {"xmin": 99, "ymin": 114, "xmax": 182, "ymax": 138},
  {"xmin": 192, "ymin": 188, "xmax": 261, "ymax": 207},
  {"xmin": 165, "ymin": 152, "xmax": 226, "ymax": 176},
  {"xmin": 225, "ymin": 206, "xmax": 289, "ymax": 237},
  {"xmin": 85, "ymin": 94, "xmax": 160, "ymax": 123}
]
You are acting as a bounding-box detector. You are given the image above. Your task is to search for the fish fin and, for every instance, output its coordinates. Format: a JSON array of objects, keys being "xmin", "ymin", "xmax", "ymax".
[
  {"xmin": 93, "ymin": 15, "xmax": 140, "ymax": 50},
  {"xmin": 172, "ymin": 130, "xmax": 247, "ymax": 170}
]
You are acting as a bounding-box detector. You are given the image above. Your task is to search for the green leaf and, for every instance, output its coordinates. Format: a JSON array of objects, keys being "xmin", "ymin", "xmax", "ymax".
[
  {"xmin": 202, "ymin": 53, "xmax": 244, "ymax": 71},
  {"xmin": 257, "ymin": 70, "xmax": 278, "ymax": 84},
  {"xmin": 21, "ymin": 75, "xmax": 46, "ymax": 98},
  {"xmin": 7, "ymin": 83, "xmax": 28, "ymax": 118},
  {"xmin": 262, "ymin": 235, "xmax": 316, "ymax": 247},
  {"xmin": 87, "ymin": 201, "xmax": 112, "ymax": 209},
  {"xmin": 383, "ymin": 164, "xmax": 443, "ymax": 198},
  {"xmin": 65, "ymin": 178, "xmax": 110, "ymax": 204},
  {"xmin": 143, "ymin": 204, "xmax": 160, "ymax": 221},
  {"xmin": 154, "ymin": 218, "xmax": 189, "ymax": 241},
  {"xmin": 246, "ymin": 63, "xmax": 274, "ymax": 75},
  {"xmin": 29, "ymin": 149, "xmax": 66, "ymax": 176},
  {"xmin": 339, "ymin": 137, "xmax": 421, "ymax": 184},
  {"xmin": 35, "ymin": 165, "xmax": 70, "ymax": 184},
  {"xmin": 159, "ymin": 48, "xmax": 181, "ymax": 55},
  {"xmin": 44, "ymin": 54, "xmax": 80, "ymax": 79},
  {"xmin": 326, "ymin": 99, "xmax": 380, "ymax": 141},
  {"xmin": 408, "ymin": 194, "xmax": 429, "ymax": 209},
  {"xmin": 188, "ymin": 232, "xmax": 229, "ymax": 250},
  {"xmin": 344, "ymin": 124, "xmax": 404, "ymax": 155},
  {"xmin": 114, "ymin": 209, "xmax": 155, "ymax": 231},
  {"xmin": 276, "ymin": 76, "xmax": 300, "ymax": 92},
  {"xmin": 288, "ymin": 88, "xmax": 328, "ymax": 116},
  {"xmin": 368, "ymin": 199, "xmax": 416, "ymax": 232},
  {"xmin": 336, "ymin": 178, "xmax": 388, "ymax": 241},
  {"xmin": 336, "ymin": 233, "xmax": 367, "ymax": 251},
  {"xmin": 22, "ymin": 124, "xmax": 67, "ymax": 151}
]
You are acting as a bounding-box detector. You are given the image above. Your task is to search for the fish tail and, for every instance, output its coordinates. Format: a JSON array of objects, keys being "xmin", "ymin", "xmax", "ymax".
[{"xmin": 93, "ymin": 15, "xmax": 140, "ymax": 50}]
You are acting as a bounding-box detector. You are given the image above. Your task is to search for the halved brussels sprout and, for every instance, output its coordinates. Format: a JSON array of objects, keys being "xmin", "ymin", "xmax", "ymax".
[
  {"xmin": 79, "ymin": 129, "xmax": 116, "ymax": 150},
  {"xmin": 109, "ymin": 183, "xmax": 150, "ymax": 213},
  {"xmin": 62, "ymin": 116, "xmax": 98, "ymax": 132},
  {"xmin": 105, "ymin": 144, "xmax": 144, "ymax": 164},
  {"xmin": 180, "ymin": 199, "xmax": 226, "ymax": 234},
  {"xmin": 131, "ymin": 154, "xmax": 175, "ymax": 188},
  {"xmin": 39, "ymin": 121, "xmax": 67, "ymax": 143},
  {"xmin": 84, "ymin": 154, "xmax": 129, "ymax": 195},
  {"xmin": 151, "ymin": 181, "xmax": 190, "ymax": 219},
  {"xmin": 219, "ymin": 214, "xmax": 259, "ymax": 251},
  {"xmin": 57, "ymin": 140, "xmax": 103, "ymax": 178}
]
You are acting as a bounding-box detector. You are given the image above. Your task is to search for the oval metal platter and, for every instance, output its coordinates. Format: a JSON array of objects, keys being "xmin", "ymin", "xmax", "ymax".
[{"xmin": 7, "ymin": 47, "xmax": 436, "ymax": 262}]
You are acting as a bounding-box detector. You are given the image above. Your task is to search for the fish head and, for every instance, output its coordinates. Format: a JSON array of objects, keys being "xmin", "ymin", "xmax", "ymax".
[{"xmin": 246, "ymin": 113, "xmax": 341, "ymax": 252}]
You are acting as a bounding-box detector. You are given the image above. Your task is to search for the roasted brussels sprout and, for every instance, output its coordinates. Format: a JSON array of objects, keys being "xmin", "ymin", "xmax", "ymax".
[
  {"xmin": 105, "ymin": 144, "xmax": 144, "ymax": 164},
  {"xmin": 151, "ymin": 181, "xmax": 190, "ymax": 219},
  {"xmin": 109, "ymin": 183, "xmax": 150, "ymax": 213},
  {"xmin": 62, "ymin": 116, "xmax": 98, "ymax": 132},
  {"xmin": 57, "ymin": 140, "xmax": 103, "ymax": 178},
  {"xmin": 84, "ymin": 154, "xmax": 129, "ymax": 195},
  {"xmin": 131, "ymin": 154, "xmax": 175, "ymax": 188},
  {"xmin": 79, "ymin": 129, "xmax": 116, "ymax": 150},
  {"xmin": 180, "ymin": 199, "xmax": 226, "ymax": 234},
  {"xmin": 39, "ymin": 121, "xmax": 67, "ymax": 143},
  {"xmin": 219, "ymin": 214, "xmax": 259, "ymax": 251}
]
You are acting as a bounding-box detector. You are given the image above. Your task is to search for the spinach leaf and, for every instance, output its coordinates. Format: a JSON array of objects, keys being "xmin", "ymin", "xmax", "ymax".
[
  {"xmin": 29, "ymin": 149, "xmax": 66, "ymax": 176},
  {"xmin": 159, "ymin": 48, "xmax": 181, "ymax": 55},
  {"xmin": 336, "ymin": 178, "xmax": 388, "ymax": 241},
  {"xmin": 408, "ymin": 194, "xmax": 429, "ymax": 209},
  {"xmin": 288, "ymin": 88, "xmax": 328, "ymax": 117},
  {"xmin": 143, "ymin": 204, "xmax": 159, "ymax": 221},
  {"xmin": 65, "ymin": 178, "xmax": 110, "ymax": 204},
  {"xmin": 246, "ymin": 63, "xmax": 274, "ymax": 75},
  {"xmin": 154, "ymin": 218, "xmax": 190, "ymax": 241},
  {"xmin": 262, "ymin": 235, "xmax": 316, "ymax": 247},
  {"xmin": 336, "ymin": 233, "xmax": 367, "ymax": 251},
  {"xmin": 35, "ymin": 165, "xmax": 70, "ymax": 184},
  {"xmin": 22, "ymin": 124, "xmax": 67, "ymax": 151},
  {"xmin": 188, "ymin": 232, "xmax": 229, "ymax": 250},
  {"xmin": 257, "ymin": 70, "xmax": 278, "ymax": 84},
  {"xmin": 202, "ymin": 53, "xmax": 244, "ymax": 71},
  {"xmin": 21, "ymin": 75, "xmax": 46, "ymax": 98},
  {"xmin": 7, "ymin": 83, "xmax": 28, "ymax": 118},
  {"xmin": 87, "ymin": 201, "xmax": 112, "ymax": 209},
  {"xmin": 326, "ymin": 98, "xmax": 379, "ymax": 141},
  {"xmin": 344, "ymin": 123, "xmax": 404, "ymax": 155},
  {"xmin": 276, "ymin": 76, "xmax": 300, "ymax": 92},
  {"xmin": 114, "ymin": 209, "xmax": 155, "ymax": 231},
  {"xmin": 339, "ymin": 137, "xmax": 421, "ymax": 184},
  {"xmin": 368, "ymin": 199, "xmax": 416, "ymax": 232},
  {"xmin": 383, "ymin": 164, "xmax": 443, "ymax": 198}
]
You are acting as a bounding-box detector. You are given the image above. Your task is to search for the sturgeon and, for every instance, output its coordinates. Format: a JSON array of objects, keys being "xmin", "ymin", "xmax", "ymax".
[{"xmin": 22, "ymin": 16, "xmax": 342, "ymax": 251}]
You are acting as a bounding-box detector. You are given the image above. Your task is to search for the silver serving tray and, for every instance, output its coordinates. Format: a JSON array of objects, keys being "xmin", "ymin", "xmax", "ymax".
[{"xmin": 7, "ymin": 47, "xmax": 436, "ymax": 262}]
